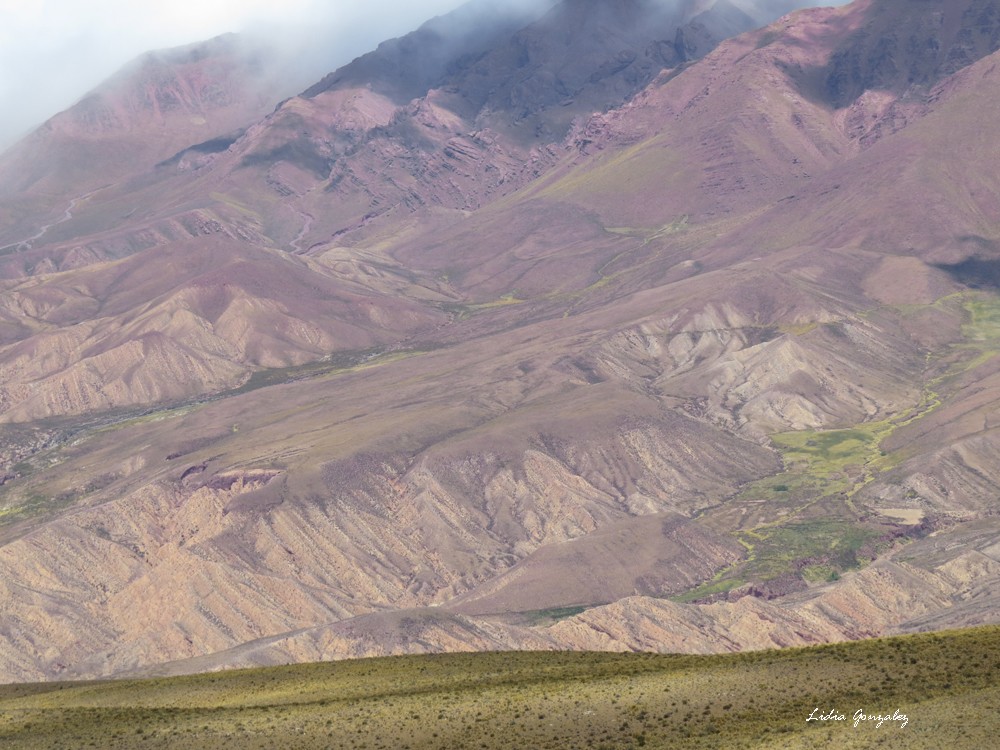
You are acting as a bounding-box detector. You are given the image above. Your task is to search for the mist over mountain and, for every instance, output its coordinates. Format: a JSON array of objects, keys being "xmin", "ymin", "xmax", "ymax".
[
  {"xmin": 2, "ymin": 0, "xmax": 1000, "ymax": 690},
  {"xmin": 0, "ymin": 0, "xmax": 542, "ymax": 153}
]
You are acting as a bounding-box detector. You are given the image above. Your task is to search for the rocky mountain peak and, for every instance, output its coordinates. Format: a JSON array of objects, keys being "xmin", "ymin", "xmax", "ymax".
[{"xmin": 820, "ymin": 0, "xmax": 1000, "ymax": 107}]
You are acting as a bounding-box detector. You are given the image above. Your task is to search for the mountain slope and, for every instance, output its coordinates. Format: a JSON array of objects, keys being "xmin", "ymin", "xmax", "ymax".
[
  {"xmin": 0, "ymin": 35, "xmax": 301, "ymax": 251},
  {"xmin": 21, "ymin": 0, "xmax": 811, "ymax": 270},
  {"xmin": 0, "ymin": 0, "xmax": 820, "ymax": 419},
  {"xmin": 4, "ymin": 0, "xmax": 1000, "ymax": 684}
]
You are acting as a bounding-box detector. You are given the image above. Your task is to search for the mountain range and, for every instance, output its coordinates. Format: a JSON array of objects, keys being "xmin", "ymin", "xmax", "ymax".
[{"xmin": 2, "ymin": 0, "xmax": 1000, "ymax": 684}]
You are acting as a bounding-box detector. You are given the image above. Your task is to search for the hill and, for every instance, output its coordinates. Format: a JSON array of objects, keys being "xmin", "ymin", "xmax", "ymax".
[{"xmin": 1, "ymin": 625, "xmax": 997, "ymax": 749}]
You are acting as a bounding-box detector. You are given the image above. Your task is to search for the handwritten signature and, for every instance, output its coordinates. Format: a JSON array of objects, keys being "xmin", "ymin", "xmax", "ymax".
[{"xmin": 807, "ymin": 707, "xmax": 909, "ymax": 729}]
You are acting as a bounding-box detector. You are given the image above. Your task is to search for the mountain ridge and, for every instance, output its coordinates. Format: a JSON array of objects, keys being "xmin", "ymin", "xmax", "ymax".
[{"xmin": 4, "ymin": 0, "xmax": 1000, "ymax": 684}]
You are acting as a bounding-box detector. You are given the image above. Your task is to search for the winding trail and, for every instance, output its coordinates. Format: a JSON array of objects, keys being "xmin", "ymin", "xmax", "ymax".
[
  {"xmin": 11, "ymin": 188, "xmax": 104, "ymax": 251},
  {"xmin": 289, "ymin": 208, "xmax": 315, "ymax": 254}
]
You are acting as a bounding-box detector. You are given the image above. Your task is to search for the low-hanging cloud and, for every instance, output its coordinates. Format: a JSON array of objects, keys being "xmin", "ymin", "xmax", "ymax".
[
  {"xmin": 0, "ymin": 0, "xmax": 553, "ymax": 152},
  {"xmin": 0, "ymin": 0, "xmax": 845, "ymax": 153}
]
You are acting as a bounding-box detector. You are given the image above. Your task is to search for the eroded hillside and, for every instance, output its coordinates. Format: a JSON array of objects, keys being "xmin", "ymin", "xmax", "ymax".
[{"xmin": 3, "ymin": 0, "xmax": 1000, "ymax": 683}]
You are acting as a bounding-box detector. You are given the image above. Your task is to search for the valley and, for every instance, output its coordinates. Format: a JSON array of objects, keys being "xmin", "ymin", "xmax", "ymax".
[{"xmin": 0, "ymin": 4, "xmax": 999, "ymax": 732}]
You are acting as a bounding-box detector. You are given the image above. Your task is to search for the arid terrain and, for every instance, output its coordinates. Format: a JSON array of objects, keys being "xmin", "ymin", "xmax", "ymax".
[{"xmin": 2, "ymin": 0, "xmax": 1000, "ymax": 690}]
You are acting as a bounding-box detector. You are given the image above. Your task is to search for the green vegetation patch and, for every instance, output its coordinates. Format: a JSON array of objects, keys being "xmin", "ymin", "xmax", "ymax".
[
  {"xmin": 738, "ymin": 520, "xmax": 877, "ymax": 580},
  {"xmin": 671, "ymin": 576, "xmax": 744, "ymax": 604},
  {"xmin": 1, "ymin": 627, "xmax": 999, "ymax": 749},
  {"xmin": 232, "ymin": 347, "xmax": 426, "ymax": 395},
  {"xmin": 773, "ymin": 428, "xmax": 876, "ymax": 469},
  {"xmin": 466, "ymin": 293, "xmax": 525, "ymax": 311},
  {"xmin": 735, "ymin": 424, "xmax": 892, "ymax": 512},
  {"xmin": 686, "ymin": 414, "xmax": 932, "ymax": 600},
  {"xmin": 677, "ymin": 519, "xmax": 878, "ymax": 602},
  {"xmin": 0, "ymin": 491, "xmax": 76, "ymax": 526},
  {"xmin": 680, "ymin": 292, "xmax": 1000, "ymax": 605},
  {"xmin": 521, "ymin": 605, "xmax": 591, "ymax": 624},
  {"xmin": 438, "ymin": 294, "xmax": 525, "ymax": 320},
  {"xmin": 962, "ymin": 296, "xmax": 1000, "ymax": 343}
]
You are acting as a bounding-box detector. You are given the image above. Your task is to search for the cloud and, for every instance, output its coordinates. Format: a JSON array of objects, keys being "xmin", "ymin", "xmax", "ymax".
[
  {"xmin": 0, "ymin": 0, "xmax": 837, "ymax": 151},
  {"xmin": 0, "ymin": 0, "xmax": 484, "ymax": 151}
]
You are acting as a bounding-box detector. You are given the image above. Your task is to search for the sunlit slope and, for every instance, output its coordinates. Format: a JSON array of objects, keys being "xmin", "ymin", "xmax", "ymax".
[{"xmin": 1, "ymin": 626, "xmax": 998, "ymax": 750}]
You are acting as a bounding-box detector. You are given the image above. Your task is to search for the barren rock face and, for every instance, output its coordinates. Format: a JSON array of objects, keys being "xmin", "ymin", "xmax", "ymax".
[
  {"xmin": 0, "ymin": 402, "xmax": 780, "ymax": 681},
  {"xmin": 5, "ymin": 0, "xmax": 1000, "ymax": 683}
]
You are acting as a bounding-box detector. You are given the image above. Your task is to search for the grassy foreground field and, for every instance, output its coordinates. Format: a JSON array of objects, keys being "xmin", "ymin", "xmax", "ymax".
[{"xmin": 1, "ymin": 627, "xmax": 998, "ymax": 749}]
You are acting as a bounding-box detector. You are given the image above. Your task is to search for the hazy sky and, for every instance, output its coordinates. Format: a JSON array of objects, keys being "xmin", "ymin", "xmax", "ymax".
[
  {"xmin": 0, "ymin": 0, "xmax": 472, "ymax": 150},
  {"xmin": 0, "ymin": 0, "xmax": 841, "ymax": 152}
]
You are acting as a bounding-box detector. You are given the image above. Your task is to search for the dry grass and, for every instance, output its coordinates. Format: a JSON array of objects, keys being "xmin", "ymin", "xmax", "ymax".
[{"xmin": 1, "ymin": 627, "xmax": 998, "ymax": 749}]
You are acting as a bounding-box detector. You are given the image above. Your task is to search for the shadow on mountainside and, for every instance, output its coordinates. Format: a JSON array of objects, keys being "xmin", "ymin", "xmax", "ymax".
[
  {"xmin": 934, "ymin": 254, "xmax": 1000, "ymax": 290},
  {"xmin": 789, "ymin": 0, "xmax": 1000, "ymax": 110}
]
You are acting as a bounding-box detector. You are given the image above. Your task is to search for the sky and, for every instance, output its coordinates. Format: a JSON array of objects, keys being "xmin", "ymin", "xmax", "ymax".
[
  {"xmin": 0, "ymin": 0, "xmax": 473, "ymax": 150},
  {"xmin": 0, "ymin": 0, "xmax": 843, "ymax": 152}
]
